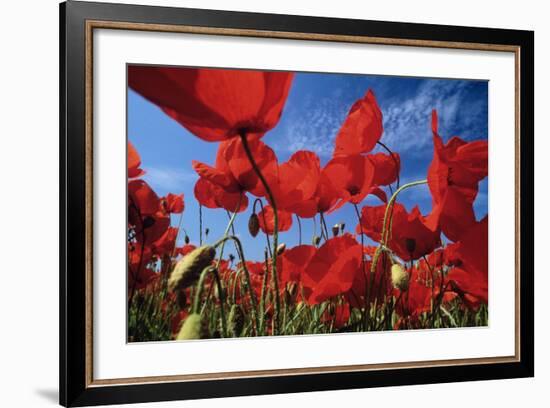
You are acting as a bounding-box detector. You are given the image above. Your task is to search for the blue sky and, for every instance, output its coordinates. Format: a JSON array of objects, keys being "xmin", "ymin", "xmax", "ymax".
[{"xmin": 128, "ymin": 71, "xmax": 488, "ymax": 261}]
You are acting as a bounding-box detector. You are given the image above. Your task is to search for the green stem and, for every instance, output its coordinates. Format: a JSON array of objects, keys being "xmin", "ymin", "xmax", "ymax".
[
  {"xmin": 377, "ymin": 141, "xmax": 400, "ymax": 189},
  {"xmin": 215, "ymin": 235, "xmax": 260, "ymax": 334},
  {"xmin": 296, "ymin": 215, "xmax": 302, "ymax": 245},
  {"xmin": 192, "ymin": 266, "xmax": 215, "ymax": 314},
  {"xmin": 371, "ymin": 180, "xmax": 428, "ymax": 275},
  {"xmin": 201, "ymin": 196, "xmax": 242, "ymax": 322},
  {"xmin": 353, "ymin": 203, "xmax": 369, "ymax": 330},
  {"xmin": 320, "ymin": 212, "xmax": 330, "ymax": 241},
  {"xmin": 216, "ymin": 195, "xmax": 242, "ymax": 265},
  {"xmin": 211, "ymin": 267, "xmax": 227, "ymax": 337},
  {"xmin": 199, "ymin": 204, "xmax": 203, "ymax": 246},
  {"xmin": 253, "ymin": 198, "xmax": 272, "ymax": 258},
  {"xmin": 259, "ymin": 248, "xmax": 270, "ymax": 335},
  {"xmin": 239, "ymin": 132, "xmax": 281, "ymax": 335}
]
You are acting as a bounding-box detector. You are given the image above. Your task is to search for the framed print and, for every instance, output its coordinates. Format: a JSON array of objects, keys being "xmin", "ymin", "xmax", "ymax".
[{"xmin": 59, "ymin": 0, "xmax": 534, "ymax": 406}]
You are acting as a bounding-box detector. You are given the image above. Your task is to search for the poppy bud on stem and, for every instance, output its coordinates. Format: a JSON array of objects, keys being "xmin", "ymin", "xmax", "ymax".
[
  {"xmin": 168, "ymin": 245, "xmax": 216, "ymax": 291},
  {"xmin": 391, "ymin": 263, "xmax": 410, "ymax": 291},
  {"xmin": 248, "ymin": 213, "xmax": 260, "ymax": 237},
  {"xmin": 228, "ymin": 304, "xmax": 245, "ymax": 337},
  {"xmin": 367, "ymin": 180, "xmax": 427, "ymax": 329},
  {"xmin": 176, "ymin": 313, "xmax": 204, "ymax": 340}
]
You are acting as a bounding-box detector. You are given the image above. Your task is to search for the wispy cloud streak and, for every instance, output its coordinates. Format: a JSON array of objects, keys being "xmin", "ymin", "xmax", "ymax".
[
  {"xmin": 273, "ymin": 78, "xmax": 487, "ymax": 159},
  {"xmin": 382, "ymin": 80, "xmax": 487, "ymax": 153},
  {"xmin": 143, "ymin": 166, "xmax": 197, "ymax": 192}
]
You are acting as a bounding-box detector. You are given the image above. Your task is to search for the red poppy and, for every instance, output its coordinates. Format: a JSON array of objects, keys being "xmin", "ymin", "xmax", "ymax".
[
  {"xmin": 257, "ymin": 205, "xmax": 293, "ymax": 235},
  {"xmin": 356, "ymin": 203, "xmax": 441, "ymax": 261},
  {"xmin": 128, "ymin": 266, "xmax": 157, "ymax": 291},
  {"xmin": 194, "ymin": 178, "xmax": 248, "ymax": 213},
  {"xmin": 193, "ymin": 137, "xmax": 278, "ymax": 205},
  {"xmin": 272, "ymin": 151, "xmax": 321, "ymax": 211},
  {"xmin": 443, "ymin": 242, "xmax": 462, "ymax": 267},
  {"xmin": 128, "ymin": 66, "xmax": 294, "ymax": 142},
  {"xmin": 426, "ymin": 248, "xmax": 445, "ymax": 268},
  {"xmin": 128, "ymin": 179, "xmax": 170, "ymax": 245},
  {"xmin": 128, "ymin": 141, "xmax": 145, "ymax": 178},
  {"xmin": 355, "ymin": 204, "xmax": 386, "ymax": 242},
  {"xmin": 290, "ymin": 173, "xmax": 343, "ymax": 218},
  {"xmin": 302, "ymin": 234, "xmax": 362, "ymax": 304},
  {"xmin": 128, "ymin": 179, "xmax": 161, "ymax": 216},
  {"xmin": 369, "ymin": 152, "xmax": 400, "ymax": 187},
  {"xmin": 277, "ymin": 245, "xmax": 316, "ymax": 285},
  {"xmin": 333, "ymin": 90, "xmax": 383, "ymax": 156},
  {"xmin": 128, "ymin": 242, "xmax": 157, "ymax": 290},
  {"xmin": 446, "ymin": 216, "xmax": 488, "ymax": 304},
  {"xmin": 163, "ymin": 193, "xmax": 184, "ymax": 214},
  {"xmin": 425, "ymin": 110, "xmax": 488, "ymax": 241},
  {"xmin": 222, "ymin": 137, "xmax": 279, "ymax": 198},
  {"xmin": 323, "ymin": 154, "xmax": 377, "ymax": 209},
  {"xmin": 236, "ymin": 261, "xmax": 266, "ymax": 302},
  {"xmin": 321, "ymin": 303, "xmax": 351, "ymax": 329},
  {"xmin": 175, "ymin": 244, "xmax": 197, "ymax": 257},
  {"xmin": 152, "ymin": 227, "xmax": 179, "ymax": 256},
  {"xmin": 395, "ymin": 263, "xmax": 433, "ymax": 318},
  {"xmin": 346, "ymin": 253, "xmax": 392, "ymax": 309}
]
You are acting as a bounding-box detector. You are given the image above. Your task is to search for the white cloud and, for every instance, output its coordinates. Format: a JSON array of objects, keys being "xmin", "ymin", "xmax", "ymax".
[
  {"xmin": 275, "ymin": 91, "xmax": 348, "ymax": 158},
  {"xmin": 273, "ymin": 79, "xmax": 487, "ymax": 159},
  {"xmin": 382, "ymin": 80, "xmax": 486, "ymax": 153},
  {"xmin": 143, "ymin": 166, "xmax": 197, "ymax": 192}
]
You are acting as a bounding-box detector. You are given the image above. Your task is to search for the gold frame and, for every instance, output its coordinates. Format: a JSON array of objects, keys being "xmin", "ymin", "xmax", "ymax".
[{"xmin": 84, "ymin": 20, "xmax": 521, "ymax": 388}]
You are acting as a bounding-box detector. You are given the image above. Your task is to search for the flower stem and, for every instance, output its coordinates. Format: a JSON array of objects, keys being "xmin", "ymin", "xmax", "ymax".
[
  {"xmin": 353, "ymin": 203, "xmax": 369, "ymax": 330},
  {"xmin": 199, "ymin": 204, "xmax": 203, "ymax": 246},
  {"xmin": 377, "ymin": 141, "xmax": 400, "ymax": 189},
  {"xmin": 296, "ymin": 215, "xmax": 302, "ymax": 245},
  {"xmin": 192, "ymin": 266, "xmax": 215, "ymax": 314},
  {"xmin": 371, "ymin": 179, "xmax": 428, "ymax": 276},
  {"xmin": 253, "ymin": 198, "xmax": 272, "ymax": 258},
  {"xmin": 215, "ymin": 235, "xmax": 260, "ymax": 334},
  {"xmin": 239, "ymin": 132, "xmax": 281, "ymax": 335}
]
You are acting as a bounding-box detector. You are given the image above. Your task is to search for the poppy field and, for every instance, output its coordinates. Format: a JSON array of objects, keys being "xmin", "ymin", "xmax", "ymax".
[{"xmin": 127, "ymin": 66, "xmax": 489, "ymax": 342}]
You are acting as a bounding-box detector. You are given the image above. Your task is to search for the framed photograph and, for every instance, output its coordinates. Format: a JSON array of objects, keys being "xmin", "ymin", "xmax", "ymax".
[{"xmin": 60, "ymin": 1, "xmax": 534, "ymax": 406}]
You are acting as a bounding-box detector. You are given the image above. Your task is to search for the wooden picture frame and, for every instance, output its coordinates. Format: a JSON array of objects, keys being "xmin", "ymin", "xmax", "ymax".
[{"xmin": 60, "ymin": 1, "xmax": 534, "ymax": 406}]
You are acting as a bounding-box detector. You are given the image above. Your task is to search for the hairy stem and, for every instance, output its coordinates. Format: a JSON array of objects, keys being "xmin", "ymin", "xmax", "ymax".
[{"xmin": 239, "ymin": 132, "xmax": 281, "ymax": 335}]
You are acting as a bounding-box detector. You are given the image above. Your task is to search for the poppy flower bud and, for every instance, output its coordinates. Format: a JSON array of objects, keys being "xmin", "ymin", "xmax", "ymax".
[
  {"xmin": 276, "ymin": 243, "xmax": 286, "ymax": 255},
  {"xmin": 168, "ymin": 245, "xmax": 216, "ymax": 291},
  {"xmin": 391, "ymin": 263, "xmax": 409, "ymax": 291},
  {"xmin": 176, "ymin": 313, "xmax": 204, "ymax": 340},
  {"xmin": 248, "ymin": 213, "xmax": 260, "ymax": 237},
  {"xmin": 332, "ymin": 224, "xmax": 340, "ymax": 237},
  {"xmin": 312, "ymin": 235, "xmax": 321, "ymax": 246},
  {"xmin": 184, "ymin": 234, "xmax": 190, "ymax": 244},
  {"xmin": 228, "ymin": 304, "xmax": 245, "ymax": 337}
]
